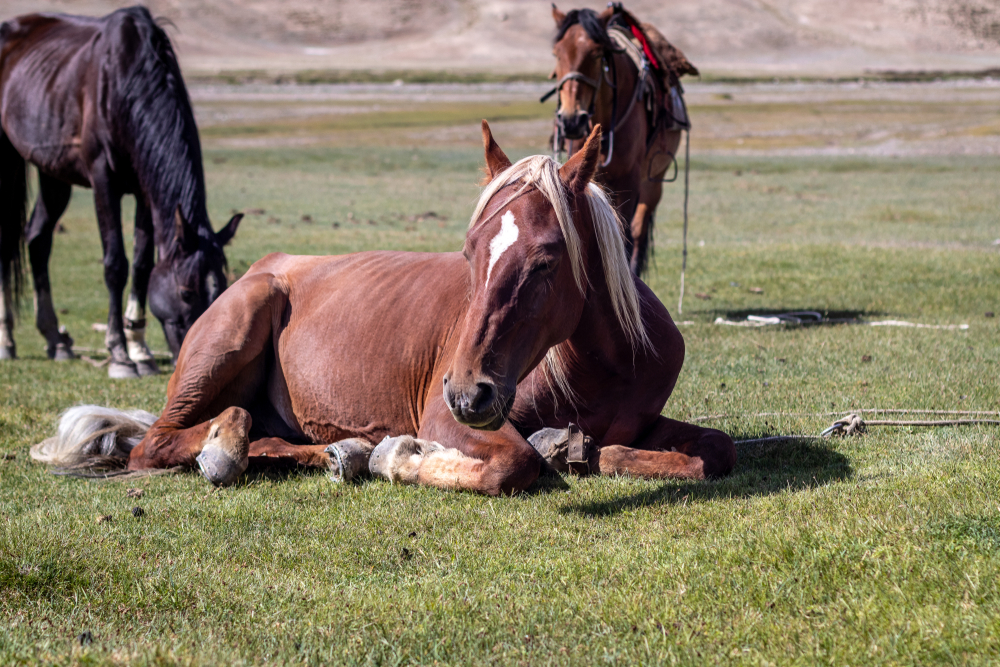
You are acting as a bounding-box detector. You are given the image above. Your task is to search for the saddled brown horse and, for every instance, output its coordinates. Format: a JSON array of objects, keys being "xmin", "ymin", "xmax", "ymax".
[
  {"xmin": 32, "ymin": 124, "xmax": 735, "ymax": 496},
  {"xmin": 0, "ymin": 7, "xmax": 241, "ymax": 377},
  {"xmin": 546, "ymin": 3, "xmax": 698, "ymax": 275}
]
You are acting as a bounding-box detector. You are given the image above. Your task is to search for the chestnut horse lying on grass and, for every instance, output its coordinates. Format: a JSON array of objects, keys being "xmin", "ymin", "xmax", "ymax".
[{"xmin": 32, "ymin": 123, "xmax": 735, "ymax": 496}]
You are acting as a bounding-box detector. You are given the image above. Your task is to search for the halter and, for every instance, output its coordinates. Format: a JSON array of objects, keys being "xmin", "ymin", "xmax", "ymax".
[
  {"xmin": 542, "ymin": 21, "xmax": 690, "ymax": 170},
  {"xmin": 540, "ymin": 58, "xmax": 615, "ymax": 165},
  {"xmin": 541, "ymin": 32, "xmax": 648, "ymax": 167}
]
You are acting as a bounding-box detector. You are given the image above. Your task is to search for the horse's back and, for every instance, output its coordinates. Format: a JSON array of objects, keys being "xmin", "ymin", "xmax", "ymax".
[
  {"xmin": 0, "ymin": 6, "xmax": 169, "ymax": 182},
  {"xmin": 234, "ymin": 251, "xmax": 470, "ymax": 443}
]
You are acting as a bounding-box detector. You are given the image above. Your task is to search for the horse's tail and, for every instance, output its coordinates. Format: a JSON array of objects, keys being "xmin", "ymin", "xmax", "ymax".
[
  {"xmin": 0, "ymin": 130, "xmax": 27, "ymax": 312},
  {"xmin": 30, "ymin": 406, "xmax": 157, "ymax": 468}
]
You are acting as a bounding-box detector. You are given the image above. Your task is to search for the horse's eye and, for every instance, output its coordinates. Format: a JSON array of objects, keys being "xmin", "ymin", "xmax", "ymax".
[
  {"xmin": 530, "ymin": 261, "xmax": 555, "ymax": 278},
  {"xmin": 179, "ymin": 287, "xmax": 196, "ymax": 303}
]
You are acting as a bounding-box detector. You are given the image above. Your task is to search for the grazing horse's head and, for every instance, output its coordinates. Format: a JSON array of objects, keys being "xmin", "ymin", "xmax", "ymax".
[
  {"xmin": 443, "ymin": 121, "xmax": 647, "ymax": 430},
  {"xmin": 148, "ymin": 209, "xmax": 242, "ymax": 359},
  {"xmin": 549, "ymin": 5, "xmax": 616, "ymax": 141}
]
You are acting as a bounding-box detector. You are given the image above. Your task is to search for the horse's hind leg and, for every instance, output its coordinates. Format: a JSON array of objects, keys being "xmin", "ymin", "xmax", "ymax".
[
  {"xmin": 596, "ymin": 416, "xmax": 736, "ymax": 480},
  {"xmin": 126, "ymin": 271, "xmax": 291, "ymax": 484},
  {"xmin": 123, "ymin": 195, "xmax": 158, "ymax": 375},
  {"xmin": 26, "ymin": 173, "xmax": 74, "ymax": 360},
  {"xmin": 128, "ymin": 406, "xmax": 253, "ymax": 486},
  {"xmin": 248, "ymin": 438, "xmax": 375, "ymax": 482}
]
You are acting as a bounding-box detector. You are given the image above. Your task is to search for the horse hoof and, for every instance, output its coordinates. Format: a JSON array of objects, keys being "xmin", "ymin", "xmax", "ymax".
[
  {"xmin": 369, "ymin": 435, "xmax": 442, "ymax": 483},
  {"xmin": 195, "ymin": 407, "xmax": 251, "ymax": 487},
  {"xmin": 325, "ymin": 438, "xmax": 375, "ymax": 483},
  {"xmin": 50, "ymin": 328, "xmax": 75, "ymax": 360},
  {"xmin": 134, "ymin": 359, "xmax": 160, "ymax": 376},
  {"xmin": 368, "ymin": 436, "xmax": 408, "ymax": 481},
  {"xmin": 108, "ymin": 361, "xmax": 140, "ymax": 379},
  {"xmin": 527, "ymin": 427, "xmax": 570, "ymax": 474},
  {"xmin": 49, "ymin": 344, "xmax": 74, "ymax": 361},
  {"xmin": 196, "ymin": 445, "xmax": 247, "ymax": 487},
  {"xmin": 0, "ymin": 345, "xmax": 14, "ymax": 361}
]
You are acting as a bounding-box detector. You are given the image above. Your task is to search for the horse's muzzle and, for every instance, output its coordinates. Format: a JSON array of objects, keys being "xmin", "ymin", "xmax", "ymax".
[
  {"xmin": 557, "ymin": 111, "xmax": 591, "ymax": 141},
  {"xmin": 442, "ymin": 376, "xmax": 514, "ymax": 431}
]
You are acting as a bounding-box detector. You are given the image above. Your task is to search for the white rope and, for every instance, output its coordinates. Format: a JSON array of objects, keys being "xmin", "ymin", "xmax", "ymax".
[
  {"xmin": 714, "ymin": 314, "xmax": 969, "ymax": 330},
  {"xmin": 696, "ymin": 409, "xmax": 1000, "ymax": 423}
]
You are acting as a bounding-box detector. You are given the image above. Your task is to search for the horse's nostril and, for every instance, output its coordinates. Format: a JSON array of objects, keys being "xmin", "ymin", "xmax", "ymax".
[{"xmin": 471, "ymin": 382, "xmax": 495, "ymax": 412}]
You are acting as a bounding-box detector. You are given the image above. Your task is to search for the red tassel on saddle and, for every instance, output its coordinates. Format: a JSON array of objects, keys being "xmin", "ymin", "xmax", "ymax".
[{"xmin": 630, "ymin": 25, "xmax": 660, "ymax": 70}]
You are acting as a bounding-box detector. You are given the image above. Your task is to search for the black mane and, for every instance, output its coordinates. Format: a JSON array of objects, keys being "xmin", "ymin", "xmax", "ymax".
[
  {"xmin": 554, "ymin": 8, "xmax": 616, "ymax": 51},
  {"xmin": 107, "ymin": 7, "xmax": 213, "ymax": 252}
]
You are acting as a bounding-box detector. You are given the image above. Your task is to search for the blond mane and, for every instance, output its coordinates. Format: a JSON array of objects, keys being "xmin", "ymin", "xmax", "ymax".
[{"xmin": 469, "ymin": 154, "xmax": 653, "ymax": 407}]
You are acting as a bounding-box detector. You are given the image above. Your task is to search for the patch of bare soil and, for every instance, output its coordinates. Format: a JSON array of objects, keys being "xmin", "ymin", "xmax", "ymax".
[{"xmin": 4, "ymin": 1, "xmax": 1000, "ymax": 77}]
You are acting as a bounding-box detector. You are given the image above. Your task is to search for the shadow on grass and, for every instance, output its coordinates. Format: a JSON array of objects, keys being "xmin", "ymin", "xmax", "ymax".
[
  {"xmin": 561, "ymin": 433, "xmax": 853, "ymax": 516},
  {"xmin": 523, "ymin": 473, "xmax": 572, "ymax": 495},
  {"xmin": 716, "ymin": 308, "xmax": 882, "ymax": 326}
]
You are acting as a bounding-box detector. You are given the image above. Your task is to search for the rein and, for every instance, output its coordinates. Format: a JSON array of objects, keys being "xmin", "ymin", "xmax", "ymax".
[
  {"xmin": 542, "ymin": 59, "xmax": 609, "ymax": 161},
  {"xmin": 539, "ymin": 71, "xmax": 600, "ymax": 103},
  {"xmin": 542, "ymin": 27, "xmax": 654, "ymax": 167}
]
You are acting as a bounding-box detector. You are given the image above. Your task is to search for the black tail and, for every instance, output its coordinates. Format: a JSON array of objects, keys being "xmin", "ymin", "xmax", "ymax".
[{"xmin": 0, "ymin": 131, "xmax": 27, "ymax": 312}]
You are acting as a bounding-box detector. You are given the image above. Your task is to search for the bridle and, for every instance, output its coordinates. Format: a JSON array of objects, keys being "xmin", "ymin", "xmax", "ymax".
[{"xmin": 540, "ymin": 37, "xmax": 647, "ymax": 168}]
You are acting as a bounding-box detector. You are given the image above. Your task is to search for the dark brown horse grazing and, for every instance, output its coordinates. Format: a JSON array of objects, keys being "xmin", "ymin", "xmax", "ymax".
[
  {"xmin": 0, "ymin": 7, "xmax": 241, "ymax": 377},
  {"xmin": 546, "ymin": 3, "xmax": 698, "ymax": 275},
  {"xmin": 31, "ymin": 123, "xmax": 735, "ymax": 496}
]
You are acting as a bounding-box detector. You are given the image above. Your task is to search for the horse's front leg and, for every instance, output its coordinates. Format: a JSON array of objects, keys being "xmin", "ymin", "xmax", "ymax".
[
  {"xmin": 631, "ymin": 128, "xmax": 681, "ymax": 276},
  {"xmin": 124, "ymin": 195, "xmax": 158, "ymax": 375},
  {"xmin": 595, "ymin": 416, "xmax": 736, "ymax": 480},
  {"xmin": 632, "ymin": 170, "xmax": 664, "ymax": 277},
  {"xmin": 91, "ymin": 166, "xmax": 136, "ymax": 378},
  {"xmin": 26, "ymin": 173, "xmax": 74, "ymax": 360},
  {"xmin": 369, "ymin": 396, "xmax": 541, "ymax": 496}
]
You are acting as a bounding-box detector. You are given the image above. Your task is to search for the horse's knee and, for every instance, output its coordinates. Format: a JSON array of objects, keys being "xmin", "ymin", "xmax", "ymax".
[
  {"xmin": 484, "ymin": 444, "xmax": 541, "ymax": 495},
  {"xmin": 196, "ymin": 406, "xmax": 252, "ymax": 487}
]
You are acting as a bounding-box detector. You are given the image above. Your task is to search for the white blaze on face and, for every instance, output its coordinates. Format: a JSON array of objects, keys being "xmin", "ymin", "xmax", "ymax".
[{"xmin": 485, "ymin": 210, "xmax": 519, "ymax": 290}]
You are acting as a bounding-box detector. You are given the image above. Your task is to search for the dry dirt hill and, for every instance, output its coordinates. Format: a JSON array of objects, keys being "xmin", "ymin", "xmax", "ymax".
[{"xmin": 3, "ymin": 0, "xmax": 1000, "ymax": 77}]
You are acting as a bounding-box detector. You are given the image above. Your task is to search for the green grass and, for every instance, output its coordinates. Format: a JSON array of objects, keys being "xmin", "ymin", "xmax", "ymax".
[
  {"xmin": 1, "ymin": 141, "xmax": 999, "ymax": 664},
  {"xmin": 198, "ymin": 102, "xmax": 553, "ymax": 140}
]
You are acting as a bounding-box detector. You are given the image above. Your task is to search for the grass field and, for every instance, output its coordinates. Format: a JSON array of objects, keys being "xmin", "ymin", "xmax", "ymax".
[{"xmin": 1, "ymin": 83, "xmax": 999, "ymax": 665}]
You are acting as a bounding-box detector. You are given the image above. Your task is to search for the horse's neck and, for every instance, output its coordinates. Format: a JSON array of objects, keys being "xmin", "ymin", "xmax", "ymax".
[
  {"xmin": 126, "ymin": 96, "xmax": 209, "ymax": 246},
  {"xmin": 597, "ymin": 51, "xmax": 639, "ymax": 123},
  {"xmin": 560, "ymin": 253, "xmax": 636, "ymax": 371}
]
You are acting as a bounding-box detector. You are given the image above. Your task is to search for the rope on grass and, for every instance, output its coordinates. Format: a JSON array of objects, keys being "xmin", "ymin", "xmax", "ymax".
[
  {"xmin": 715, "ymin": 409, "xmax": 1000, "ymax": 445},
  {"xmin": 695, "ymin": 409, "xmax": 1000, "ymax": 423},
  {"xmin": 714, "ymin": 315, "xmax": 970, "ymax": 330}
]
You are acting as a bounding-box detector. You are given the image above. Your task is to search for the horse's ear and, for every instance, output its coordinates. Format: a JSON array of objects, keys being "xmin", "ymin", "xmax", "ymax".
[
  {"xmin": 173, "ymin": 206, "xmax": 196, "ymax": 252},
  {"xmin": 552, "ymin": 4, "xmax": 566, "ymax": 26},
  {"xmin": 559, "ymin": 124, "xmax": 602, "ymax": 194},
  {"xmin": 215, "ymin": 213, "xmax": 243, "ymax": 246},
  {"xmin": 481, "ymin": 120, "xmax": 512, "ymax": 184}
]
